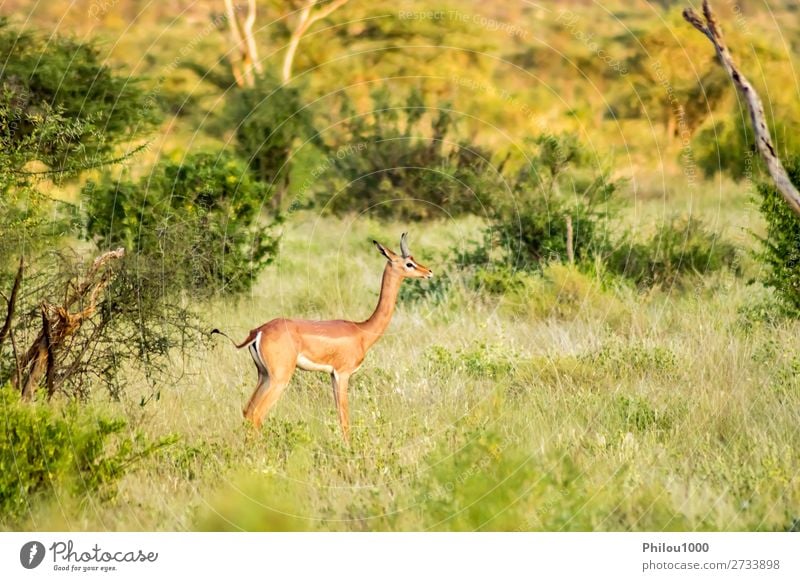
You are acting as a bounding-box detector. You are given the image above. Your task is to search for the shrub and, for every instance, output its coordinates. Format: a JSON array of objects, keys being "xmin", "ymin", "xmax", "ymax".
[
  {"xmin": 0, "ymin": 385, "xmax": 175, "ymax": 524},
  {"xmin": 423, "ymin": 342, "xmax": 516, "ymax": 380},
  {"xmin": 0, "ymin": 18, "xmax": 157, "ymax": 177},
  {"xmin": 414, "ymin": 428, "xmax": 535, "ymax": 531},
  {"xmin": 494, "ymin": 175, "xmax": 618, "ymax": 269},
  {"xmin": 222, "ymin": 76, "xmax": 319, "ymax": 206},
  {"xmin": 581, "ymin": 341, "xmax": 678, "ymax": 377},
  {"xmin": 693, "ymin": 114, "xmax": 755, "ymax": 181},
  {"xmin": 606, "ymin": 215, "xmax": 740, "ymax": 288},
  {"xmin": 756, "ymin": 157, "xmax": 800, "ymax": 315},
  {"xmin": 0, "ymin": 245, "xmax": 200, "ymax": 401},
  {"xmin": 614, "ymin": 394, "xmax": 673, "ymax": 434},
  {"xmin": 454, "ymin": 134, "xmax": 619, "ymax": 282},
  {"xmin": 503, "ymin": 263, "xmax": 629, "ymax": 325},
  {"xmin": 0, "ymin": 17, "xmax": 158, "ymax": 266},
  {"xmin": 320, "ymin": 88, "xmax": 501, "ymax": 219},
  {"xmin": 83, "ymin": 151, "xmax": 279, "ymax": 296}
]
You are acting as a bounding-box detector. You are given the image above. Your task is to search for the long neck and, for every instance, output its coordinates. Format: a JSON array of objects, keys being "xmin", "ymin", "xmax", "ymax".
[{"xmin": 358, "ymin": 263, "xmax": 402, "ymax": 348}]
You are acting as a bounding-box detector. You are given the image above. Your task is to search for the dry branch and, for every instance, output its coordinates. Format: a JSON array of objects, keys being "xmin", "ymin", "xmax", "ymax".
[
  {"xmin": 683, "ymin": 0, "xmax": 800, "ymax": 217},
  {"xmin": 14, "ymin": 248, "xmax": 125, "ymax": 400},
  {"xmin": 0, "ymin": 256, "xmax": 23, "ymax": 349}
]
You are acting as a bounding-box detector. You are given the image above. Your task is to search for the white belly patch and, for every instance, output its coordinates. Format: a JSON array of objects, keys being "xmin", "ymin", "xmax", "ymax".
[{"xmin": 296, "ymin": 354, "xmax": 334, "ymax": 374}]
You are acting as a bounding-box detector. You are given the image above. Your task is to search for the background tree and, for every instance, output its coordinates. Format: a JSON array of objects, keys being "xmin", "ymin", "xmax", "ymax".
[
  {"xmin": 0, "ymin": 16, "xmax": 159, "ymax": 266},
  {"xmin": 611, "ymin": 10, "xmax": 729, "ymax": 140},
  {"xmin": 282, "ymin": 0, "xmax": 350, "ymax": 83},
  {"xmin": 84, "ymin": 151, "xmax": 279, "ymax": 296}
]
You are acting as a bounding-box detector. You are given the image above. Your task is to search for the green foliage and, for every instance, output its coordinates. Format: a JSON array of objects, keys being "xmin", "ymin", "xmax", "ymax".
[
  {"xmin": 320, "ymin": 88, "xmax": 501, "ymax": 219},
  {"xmin": 451, "ymin": 134, "xmax": 620, "ymax": 290},
  {"xmin": 0, "ymin": 17, "xmax": 158, "ymax": 177},
  {"xmin": 581, "ymin": 341, "xmax": 678, "ymax": 377},
  {"xmin": 610, "ymin": 10, "xmax": 730, "ymax": 137},
  {"xmin": 607, "ymin": 215, "xmax": 740, "ymax": 288},
  {"xmin": 756, "ymin": 157, "xmax": 800, "ymax": 315},
  {"xmin": 495, "ymin": 178, "xmax": 617, "ymax": 268},
  {"xmin": 614, "ymin": 394, "xmax": 673, "ymax": 433},
  {"xmin": 0, "ymin": 385, "xmax": 176, "ymax": 524},
  {"xmin": 222, "ymin": 77, "xmax": 319, "ymax": 200},
  {"xmin": 414, "ymin": 428, "xmax": 535, "ymax": 531},
  {"xmin": 424, "ymin": 342, "xmax": 516, "ymax": 380},
  {"xmin": 83, "ymin": 151, "xmax": 279, "ymax": 295},
  {"xmin": 0, "ymin": 18, "xmax": 158, "ymax": 265},
  {"xmin": 693, "ymin": 113, "xmax": 756, "ymax": 180}
]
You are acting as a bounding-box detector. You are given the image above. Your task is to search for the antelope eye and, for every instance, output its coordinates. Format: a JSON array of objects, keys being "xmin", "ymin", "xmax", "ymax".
[{"xmin": 406, "ymin": 262, "xmax": 414, "ymax": 268}]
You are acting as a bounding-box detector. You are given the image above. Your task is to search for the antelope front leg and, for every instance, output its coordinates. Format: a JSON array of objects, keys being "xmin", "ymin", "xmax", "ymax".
[{"xmin": 331, "ymin": 371, "xmax": 351, "ymax": 443}]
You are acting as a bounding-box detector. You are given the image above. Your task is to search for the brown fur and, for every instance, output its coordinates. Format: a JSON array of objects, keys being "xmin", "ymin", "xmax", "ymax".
[{"xmin": 236, "ymin": 237, "xmax": 432, "ymax": 441}]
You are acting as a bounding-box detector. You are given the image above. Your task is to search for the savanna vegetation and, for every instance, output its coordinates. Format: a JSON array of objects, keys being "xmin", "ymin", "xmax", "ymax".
[{"xmin": 1, "ymin": 0, "xmax": 799, "ymax": 532}]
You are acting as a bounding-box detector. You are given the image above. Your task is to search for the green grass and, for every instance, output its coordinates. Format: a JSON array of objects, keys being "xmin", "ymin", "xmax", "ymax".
[{"xmin": 9, "ymin": 206, "xmax": 798, "ymax": 532}]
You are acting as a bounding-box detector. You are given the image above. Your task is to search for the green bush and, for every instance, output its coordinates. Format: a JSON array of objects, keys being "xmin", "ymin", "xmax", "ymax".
[
  {"xmin": 83, "ymin": 151, "xmax": 279, "ymax": 295},
  {"xmin": 0, "ymin": 17, "xmax": 158, "ymax": 266},
  {"xmin": 320, "ymin": 88, "xmax": 501, "ymax": 219},
  {"xmin": 607, "ymin": 215, "xmax": 740, "ymax": 288},
  {"xmin": 222, "ymin": 76, "xmax": 319, "ymax": 206},
  {"xmin": 455, "ymin": 134, "xmax": 619, "ymax": 277},
  {"xmin": 494, "ymin": 179, "xmax": 617, "ymax": 269},
  {"xmin": 756, "ymin": 157, "xmax": 800, "ymax": 314},
  {"xmin": 0, "ymin": 17, "xmax": 157, "ymax": 176},
  {"xmin": 0, "ymin": 385, "xmax": 175, "ymax": 524},
  {"xmin": 693, "ymin": 114, "xmax": 755, "ymax": 181},
  {"xmin": 613, "ymin": 394, "xmax": 673, "ymax": 433}
]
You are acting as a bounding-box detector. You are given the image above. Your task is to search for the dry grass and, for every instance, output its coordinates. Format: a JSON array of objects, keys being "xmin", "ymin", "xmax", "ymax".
[{"xmin": 14, "ymin": 207, "xmax": 800, "ymax": 532}]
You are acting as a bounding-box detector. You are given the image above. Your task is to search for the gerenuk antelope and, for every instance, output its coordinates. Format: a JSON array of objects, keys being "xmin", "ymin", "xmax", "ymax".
[{"xmin": 212, "ymin": 233, "xmax": 433, "ymax": 442}]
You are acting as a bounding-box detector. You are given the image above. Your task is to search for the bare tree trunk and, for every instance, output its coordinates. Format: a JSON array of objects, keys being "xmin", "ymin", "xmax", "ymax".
[
  {"xmin": 282, "ymin": 0, "xmax": 350, "ymax": 83},
  {"xmin": 283, "ymin": 2, "xmax": 314, "ymax": 84},
  {"xmin": 566, "ymin": 215, "xmax": 575, "ymax": 264},
  {"xmin": 683, "ymin": 0, "xmax": 800, "ymax": 218},
  {"xmin": 20, "ymin": 307, "xmax": 50, "ymax": 401},
  {"xmin": 223, "ymin": 0, "xmax": 262, "ymax": 88}
]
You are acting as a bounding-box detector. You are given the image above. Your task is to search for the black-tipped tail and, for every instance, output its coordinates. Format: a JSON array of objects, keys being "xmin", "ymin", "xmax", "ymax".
[
  {"xmin": 210, "ymin": 328, "xmax": 239, "ymax": 348},
  {"xmin": 210, "ymin": 328, "xmax": 258, "ymax": 349}
]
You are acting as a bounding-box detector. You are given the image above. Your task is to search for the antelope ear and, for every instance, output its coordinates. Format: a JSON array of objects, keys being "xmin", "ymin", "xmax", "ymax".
[{"xmin": 373, "ymin": 240, "xmax": 397, "ymax": 261}]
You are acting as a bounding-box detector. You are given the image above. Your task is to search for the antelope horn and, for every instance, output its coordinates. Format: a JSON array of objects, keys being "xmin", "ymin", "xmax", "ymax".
[{"xmin": 400, "ymin": 232, "xmax": 410, "ymax": 258}]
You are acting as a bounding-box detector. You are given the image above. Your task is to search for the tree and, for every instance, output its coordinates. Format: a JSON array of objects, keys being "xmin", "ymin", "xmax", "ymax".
[
  {"xmin": 83, "ymin": 151, "xmax": 280, "ymax": 296},
  {"xmin": 222, "ymin": 0, "xmax": 263, "ymax": 88},
  {"xmin": 282, "ymin": 0, "xmax": 350, "ymax": 83},
  {"xmin": 0, "ymin": 17, "xmax": 159, "ymax": 265},
  {"xmin": 218, "ymin": 0, "xmax": 350, "ymax": 86},
  {"xmin": 683, "ymin": 0, "xmax": 800, "ymax": 217},
  {"xmin": 320, "ymin": 88, "xmax": 501, "ymax": 220},
  {"xmin": 221, "ymin": 75, "xmax": 321, "ymax": 208},
  {"xmin": 611, "ymin": 10, "xmax": 729, "ymax": 140}
]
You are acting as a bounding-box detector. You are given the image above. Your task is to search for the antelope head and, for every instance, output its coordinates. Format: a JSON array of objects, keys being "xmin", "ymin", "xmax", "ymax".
[{"xmin": 373, "ymin": 233, "xmax": 433, "ymax": 279}]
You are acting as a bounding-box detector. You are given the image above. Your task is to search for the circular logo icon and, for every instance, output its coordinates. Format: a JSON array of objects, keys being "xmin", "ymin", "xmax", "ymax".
[{"xmin": 20, "ymin": 541, "xmax": 46, "ymax": 569}]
